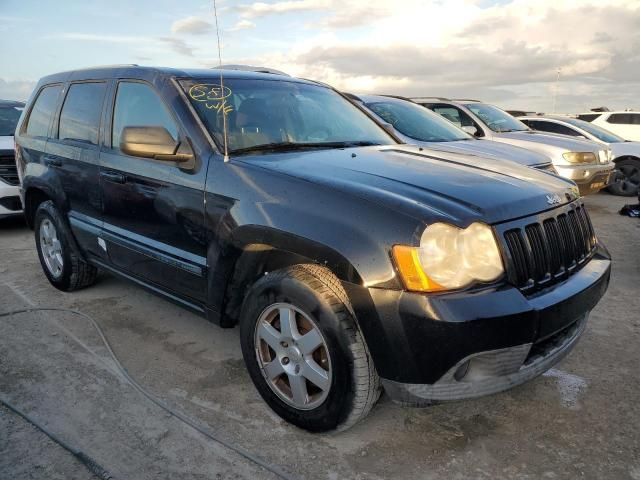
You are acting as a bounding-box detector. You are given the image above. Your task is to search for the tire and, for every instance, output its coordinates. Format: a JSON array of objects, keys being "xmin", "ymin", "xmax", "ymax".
[
  {"xmin": 34, "ymin": 200, "xmax": 98, "ymax": 292},
  {"xmin": 607, "ymin": 158, "xmax": 640, "ymax": 196},
  {"xmin": 239, "ymin": 264, "xmax": 380, "ymax": 432}
]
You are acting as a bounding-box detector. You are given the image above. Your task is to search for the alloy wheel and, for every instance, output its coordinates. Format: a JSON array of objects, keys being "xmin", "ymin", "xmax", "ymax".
[
  {"xmin": 39, "ymin": 218, "xmax": 64, "ymax": 278},
  {"xmin": 254, "ymin": 303, "xmax": 332, "ymax": 410}
]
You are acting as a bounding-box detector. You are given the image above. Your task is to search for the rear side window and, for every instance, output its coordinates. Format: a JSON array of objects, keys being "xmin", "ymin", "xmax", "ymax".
[
  {"xmin": 607, "ymin": 113, "xmax": 640, "ymax": 125},
  {"xmin": 26, "ymin": 85, "xmax": 62, "ymax": 138},
  {"xmin": 58, "ymin": 82, "xmax": 107, "ymax": 145},
  {"xmin": 577, "ymin": 113, "xmax": 600, "ymax": 122},
  {"xmin": 528, "ymin": 120, "xmax": 581, "ymax": 137},
  {"xmin": 112, "ymin": 82, "xmax": 178, "ymax": 149}
]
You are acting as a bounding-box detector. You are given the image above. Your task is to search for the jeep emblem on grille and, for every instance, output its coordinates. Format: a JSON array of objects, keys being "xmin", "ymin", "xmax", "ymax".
[{"xmin": 546, "ymin": 194, "xmax": 563, "ymax": 205}]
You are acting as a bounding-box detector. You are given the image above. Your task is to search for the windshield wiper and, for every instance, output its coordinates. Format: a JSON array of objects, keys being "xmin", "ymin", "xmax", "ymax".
[{"xmin": 229, "ymin": 141, "xmax": 382, "ymax": 155}]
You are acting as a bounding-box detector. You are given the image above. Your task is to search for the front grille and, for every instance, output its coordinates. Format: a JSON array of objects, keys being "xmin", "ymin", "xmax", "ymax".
[
  {"xmin": 0, "ymin": 153, "xmax": 19, "ymax": 186},
  {"xmin": 502, "ymin": 203, "xmax": 596, "ymax": 292}
]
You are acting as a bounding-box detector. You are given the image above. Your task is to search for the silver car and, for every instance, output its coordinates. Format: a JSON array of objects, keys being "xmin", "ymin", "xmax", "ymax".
[
  {"xmin": 414, "ymin": 98, "xmax": 614, "ymax": 196},
  {"xmin": 349, "ymin": 94, "xmax": 557, "ymax": 173},
  {"xmin": 519, "ymin": 115, "xmax": 640, "ymax": 196}
]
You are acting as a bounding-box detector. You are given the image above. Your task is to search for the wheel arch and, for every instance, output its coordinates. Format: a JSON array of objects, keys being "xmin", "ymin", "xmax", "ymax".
[
  {"xmin": 23, "ymin": 186, "xmax": 55, "ymax": 229},
  {"xmin": 214, "ymin": 226, "xmax": 365, "ymax": 328}
]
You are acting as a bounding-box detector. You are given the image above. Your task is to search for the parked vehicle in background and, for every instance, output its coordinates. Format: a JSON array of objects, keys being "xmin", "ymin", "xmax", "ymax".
[
  {"xmin": 0, "ymin": 100, "xmax": 25, "ymax": 219},
  {"xmin": 577, "ymin": 111, "xmax": 640, "ymax": 142},
  {"xmin": 15, "ymin": 66, "xmax": 610, "ymax": 431},
  {"xmin": 520, "ymin": 116, "xmax": 640, "ymax": 196},
  {"xmin": 414, "ymin": 98, "xmax": 614, "ymax": 196},
  {"xmin": 348, "ymin": 94, "xmax": 556, "ymax": 173}
]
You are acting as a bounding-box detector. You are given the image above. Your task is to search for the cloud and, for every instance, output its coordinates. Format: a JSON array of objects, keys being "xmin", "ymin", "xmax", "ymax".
[
  {"xmin": 158, "ymin": 37, "xmax": 195, "ymax": 57},
  {"xmin": 50, "ymin": 32, "xmax": 197, "ymax": 58},
  {"xmin": 0, "ymin": 78, "xmax": 37, "ymax": 101},
  {"xmin": 234, "ymin": 0, "xmax": 640, "ymax": 112},
  {"xmin": 228, "ymin": 20, "xmax": 256, "ymax": 31},
  {"xmin": 171, "ymin": 16, "xmax": 213, "ymax": 35},
  {"xmin": 237, "ymin": 0, "xmax": 330, "ymax": 18}
]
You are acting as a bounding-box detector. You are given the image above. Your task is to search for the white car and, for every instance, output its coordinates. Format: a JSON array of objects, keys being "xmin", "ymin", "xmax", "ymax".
[
  {"xmin": 577, "ymin": 111, "xmax": 640, "ymax": 142},
  {"xmin": 520, "ymin": 115, "xmax": 640, "ymax": 196},
  {"xmin": 0, "ymin": 100, "xmax": 24, "ymax": 219},
  {"xmin": 415, "ymin": 98, "xmax": 615, "ymax": 196}
]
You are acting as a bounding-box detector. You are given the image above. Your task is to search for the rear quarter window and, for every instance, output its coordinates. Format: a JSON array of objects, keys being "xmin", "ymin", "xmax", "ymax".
[
  {"xmin": 607, "ymin": 113, "xmax": 640, "ymax": 125},
  {"xmin": 58, "ymin": 82, "xmax": 108, "ymax": 145},
  {"xmin": 577, "ymin": 113, "xmax": 600, "ymax": 122},
  {"xmin": 25, "ymin": 85, "xmax": 63, "ymax": 138}
]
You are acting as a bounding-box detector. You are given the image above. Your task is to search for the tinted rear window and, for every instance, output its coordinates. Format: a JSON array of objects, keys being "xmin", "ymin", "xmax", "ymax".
[
  {"xmin": 58, "ymin": 82, "xmax": 107, "ymax": 145},
  {"xmin": 0, "ymin": 106, "xmax": 23, "ymax": 136},
  {"xmin": 577, "ymin": 113, "xmax": 600, "ymax": 122},
  {"xmin": 26, "ymin": 85, "xmax": 63, "ymax": 138},
  {"xmin": 607, "ymin": 113, "xmax": 640, "ymax": 125}
]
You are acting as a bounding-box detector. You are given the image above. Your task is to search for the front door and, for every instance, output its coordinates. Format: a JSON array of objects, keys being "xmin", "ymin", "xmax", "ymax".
[{"xmin": 99, "ymin": 80, "xmax": 208, "ymax": 304}]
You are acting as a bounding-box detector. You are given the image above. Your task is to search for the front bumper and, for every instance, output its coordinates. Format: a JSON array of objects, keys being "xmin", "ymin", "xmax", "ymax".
[
  {"xmin": 555, "ymin": 163, "xmax": 614, "ymax": 195},
  {"xmin": 0, "ymin": 182, "xmax": 22, "ymax": 218},
  {"xmin": 343, "ymin": 245, "xmax": 610, "ymax": 405}
]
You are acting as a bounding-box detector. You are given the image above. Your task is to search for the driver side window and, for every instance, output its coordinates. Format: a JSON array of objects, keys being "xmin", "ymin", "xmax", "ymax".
[{"xmin": 112, "ymin": 82, "xmax": 178, "ymax": 150}]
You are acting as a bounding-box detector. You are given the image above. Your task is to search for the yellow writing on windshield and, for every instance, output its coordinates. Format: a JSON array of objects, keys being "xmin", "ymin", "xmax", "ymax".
[{"xmin": 188, "ymin": 84, "xmax": 233, "ymax": 115}]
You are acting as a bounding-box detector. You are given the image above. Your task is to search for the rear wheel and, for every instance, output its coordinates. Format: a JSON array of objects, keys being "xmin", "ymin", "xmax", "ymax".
[
  {"xmin": 35, "ymin": 201, "xmax": 98, "ymax": 291},
  {"xmin": 607, "ymin": 158, "xmax": 640, "ymax": 196},
  {"xmin": 239, "ymin": 264, "xmax": 380, "ymax": 432}
]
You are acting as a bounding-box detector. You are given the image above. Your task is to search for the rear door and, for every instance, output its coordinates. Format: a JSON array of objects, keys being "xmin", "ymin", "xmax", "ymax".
[
  {"xmin": 18, "ymin": 84, "xmax": 63, "ymax": 186},
  {"xmin": 99, "ymin": 79, "xmax": 208, "ymax": 304},
  {"xmin": 46, "ymin": 81, "xmax": 109, "ymax": 259}
]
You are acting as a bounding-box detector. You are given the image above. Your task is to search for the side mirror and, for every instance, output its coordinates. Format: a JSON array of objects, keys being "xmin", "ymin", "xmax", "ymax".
[
  {"xmin": 120, "ymin": 126, "xmax": 193, "ymax": 163},
  {"xmin": 462, "ymin": 125, "xmax": 478, "ymax": 136}
]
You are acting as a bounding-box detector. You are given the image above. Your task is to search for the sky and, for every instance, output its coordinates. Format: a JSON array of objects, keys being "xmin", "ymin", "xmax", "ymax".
[{"xmin": 1, "ymin": 0, "xmax": 639, "ymax": 113}]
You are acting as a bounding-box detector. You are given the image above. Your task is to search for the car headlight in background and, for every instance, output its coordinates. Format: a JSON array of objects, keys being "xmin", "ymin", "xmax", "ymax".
[
  {"xmin": 562, "ymin": 152, "xmax": 597, "ymax": 164},
  {"xmin": 598, "ymin": 149, "xmax": 612, "ymax": 163},
  {"xmin": 392, "ymin": 222, "xmax": 504, "ymax": 292}
]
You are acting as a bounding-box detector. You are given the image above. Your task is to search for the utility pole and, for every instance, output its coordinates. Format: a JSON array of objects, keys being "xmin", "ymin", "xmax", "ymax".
[{"xmin": 552, "ymin": 67, "xmax": 561, "ymax": 114}]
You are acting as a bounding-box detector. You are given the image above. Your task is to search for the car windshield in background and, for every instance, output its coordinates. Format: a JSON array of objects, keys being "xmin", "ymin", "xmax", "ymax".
[
  {"xmin": 366, "ymin": 100, "xmax": 471, "ymax": 142},
  {"xmin": 465, "ymin": 103, "xmax": 529, "ymax": 133},
  {"xmin": 180, "ymin": 78, "xmax": 395, "ymax": 154},
  {"xmin": 562, "ymin": 117, "xmax": 626, "ymax": 143},
  {"xmin": 0, "ymin": 106, "xmax": 23, "ymax": 136}
]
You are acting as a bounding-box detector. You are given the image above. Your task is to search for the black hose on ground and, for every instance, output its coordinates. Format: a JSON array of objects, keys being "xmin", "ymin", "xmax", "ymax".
[{"xmin": 0, "ymin": 307, "xmax": 297, "ymax": 480}]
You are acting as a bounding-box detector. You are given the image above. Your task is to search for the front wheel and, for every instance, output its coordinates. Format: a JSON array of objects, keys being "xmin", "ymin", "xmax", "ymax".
[
  {"xmin": 239, "ymin": 264, "xmax": 380, "ymax": 432},
  {"xmin": 607, "ymin": 158, "xmax": 640, "ymax": 196}
]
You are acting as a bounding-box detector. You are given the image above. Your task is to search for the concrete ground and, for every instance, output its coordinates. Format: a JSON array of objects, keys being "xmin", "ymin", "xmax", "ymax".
[{"xmin": 0, "ymin": 192, "xmax": 639, "ymax": 480}]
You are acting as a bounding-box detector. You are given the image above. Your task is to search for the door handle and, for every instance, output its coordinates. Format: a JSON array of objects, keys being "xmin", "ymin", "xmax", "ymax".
[
  {"xmin": 44, "ymin": 156, "xmax": 62, "ymax": 167},
  {"xmin": 100, "ymin": 171, "xmax": 126, "ymax": 184}
]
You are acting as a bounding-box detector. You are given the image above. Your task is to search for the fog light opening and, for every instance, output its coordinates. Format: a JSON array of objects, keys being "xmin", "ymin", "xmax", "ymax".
[{"xmin": 454, "ymin": 360, "xmax": 470, "ymax": 382}]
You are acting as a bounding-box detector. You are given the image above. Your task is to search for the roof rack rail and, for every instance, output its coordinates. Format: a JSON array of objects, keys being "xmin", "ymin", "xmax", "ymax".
[
  {"xmin": 410, "ymin": 96, "xmax": 451, "ymax": 101},
  {"xmin": 451, "ymin": 98, "xmax": 481, "ymax": 102},
  {"xmin": 213, "ymin": 64, "xmax": 290, "ymax": 76},
  {"xmin": 380, "ymin": 94, "xmax": 414, "ymax": 102}
]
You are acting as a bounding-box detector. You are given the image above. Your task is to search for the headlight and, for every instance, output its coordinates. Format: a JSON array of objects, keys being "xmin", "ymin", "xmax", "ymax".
[
  {"xmin": 392, "ymin": 222, "xmax": 504, "ymax": 292},
  {"xmin": 563, "ymin": 152, "xmax": 597, "ymax": 164},
  {"xmin": 598, "ymin": 149, "xmax": 612, "ymax": 163}
]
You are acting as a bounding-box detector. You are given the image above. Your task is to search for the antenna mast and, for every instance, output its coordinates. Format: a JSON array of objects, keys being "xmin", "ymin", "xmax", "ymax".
[{"xmin": 213, "ymin": 0, "xmax": 230, "ymax": 162}]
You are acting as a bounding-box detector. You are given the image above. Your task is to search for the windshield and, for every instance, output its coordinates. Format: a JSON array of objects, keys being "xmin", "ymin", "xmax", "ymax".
[
  {"xmin": 365, "ymin": 99, "xmax": 471, "ymax": 142},
  {"xmin": 0, "ymin": 106, "xmax": 23, "ymax": 136},
  {"xmin": 180, "ymin": 78, "xmax": 395, "ymax": 153},
  {"xmin": 562, "ymin": 117, "xmax": 625, "ymax": 143},
  {"xmin": 465, "ymin": 103, "xmax": 529, "ymax": 133}
]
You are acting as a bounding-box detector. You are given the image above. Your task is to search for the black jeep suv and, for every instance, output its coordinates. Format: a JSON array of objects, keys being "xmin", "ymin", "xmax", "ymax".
[{"xmin": 15, "ymin": 66, "xmax": 610, "ymax": 432}]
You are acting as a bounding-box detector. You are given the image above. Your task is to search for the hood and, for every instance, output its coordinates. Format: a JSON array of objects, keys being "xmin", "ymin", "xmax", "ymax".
[
  {"xmin": 610, "ymin": 141, "xmax": 640, "ymax": 158},
  {"xmin": 491, "ymin": 130, "xmax": 602, "ymax": 155},
  {"xmin": 0, "ymin": 136, "xmax": 14, "ymax": 151},
  {"xmin": 243, "ymin": 145, "xmax": 579, "ymax": 225},
  {"xmin": 408, "ymin": 138, "xmax": 551, "ymax": 167}
]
